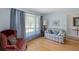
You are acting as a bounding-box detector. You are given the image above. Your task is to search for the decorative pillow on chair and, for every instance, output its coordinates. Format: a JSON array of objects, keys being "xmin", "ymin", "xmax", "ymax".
[{"xmin": 8, "ymin": 35, "xmax": 17, "ymax": 45}]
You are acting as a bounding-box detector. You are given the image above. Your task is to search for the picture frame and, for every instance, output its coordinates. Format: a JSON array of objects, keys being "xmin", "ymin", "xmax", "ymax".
[{"xmin": 73, "ymin": 17, "xmax": 79, "ymax": 26}]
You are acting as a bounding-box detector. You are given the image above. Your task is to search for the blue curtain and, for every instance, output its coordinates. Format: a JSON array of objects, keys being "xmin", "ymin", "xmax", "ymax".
[
  {"xmin": 10, "ymin": 8, "xmax": 26, "ymax": 39},
  {"xmin": 10, "ymin": 9, "xmax": 16, "ymax": 29}
]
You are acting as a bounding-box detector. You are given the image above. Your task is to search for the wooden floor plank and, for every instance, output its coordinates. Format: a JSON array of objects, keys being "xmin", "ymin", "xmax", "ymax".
[{"xmin": 27, "ymin": 37, "xmax": 79, "ymax": 51}]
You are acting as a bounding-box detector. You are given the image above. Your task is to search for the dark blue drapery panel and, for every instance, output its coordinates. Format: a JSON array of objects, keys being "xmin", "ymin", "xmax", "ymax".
[{"xmin": 10, "ymin": 8, "xmax": 25, "ymax": 39}]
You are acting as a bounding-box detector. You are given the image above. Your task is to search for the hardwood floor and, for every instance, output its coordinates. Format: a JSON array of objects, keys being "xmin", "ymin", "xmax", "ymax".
[{"xmin": 27, "ymin": 37, "xmax": 79, "ymax": 51}]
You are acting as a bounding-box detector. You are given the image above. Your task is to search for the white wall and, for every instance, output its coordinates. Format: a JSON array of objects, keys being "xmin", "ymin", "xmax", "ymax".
[
  {"xmin": 0, "ymin": 8, "xmax": 10, "ymax": 31},
  {"xmin": 67, "ymin": 14, "xmax": 79, "ymax": 37},
  {"xmin": 43, "ymin": 13, "xmax": 67, "ymax": 31},
  {"xmin": 43, "ymin": 11, "xmax": 79, "ymax": 38}
]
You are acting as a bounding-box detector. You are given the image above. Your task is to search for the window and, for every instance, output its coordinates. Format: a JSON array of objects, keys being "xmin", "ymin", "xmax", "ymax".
[
  {"xmin": 25, "ymin": 13, "xmax": 40, "ymax": 39},
  {"xmin": 36, "ymin": 16, "xmax": 40, "ymax": 32}
]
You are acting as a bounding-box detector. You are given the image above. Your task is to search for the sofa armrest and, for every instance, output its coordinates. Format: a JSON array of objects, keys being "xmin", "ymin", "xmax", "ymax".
[
  {"xmin": 58, "ymin": 31, "xmax": 65, "ymax": 36},
  {"xmin": 59, "ymin": 34, "xmax": 64, "ymax": 36}
]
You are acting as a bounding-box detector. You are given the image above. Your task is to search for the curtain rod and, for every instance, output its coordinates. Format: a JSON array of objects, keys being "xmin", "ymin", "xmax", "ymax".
[{"xmin": 11, "ymin": 8, "xmax": 40, "ymax": 15}]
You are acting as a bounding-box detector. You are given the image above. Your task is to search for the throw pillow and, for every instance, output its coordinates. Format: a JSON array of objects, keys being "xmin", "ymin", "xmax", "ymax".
[
  {"xmin": 54, "ymin": 31, "xmax": 59, "ymax": 35},
  {"xmin": 8, "ymin": 35, "xmax": 17, "ymax": 45},
  {"xmin": 48, "ymin": 30, "xmax": 53, "ymax": 34},
  {"xmin": 58, "ymin": 31, "xmax": 63, "ymax": 36}
]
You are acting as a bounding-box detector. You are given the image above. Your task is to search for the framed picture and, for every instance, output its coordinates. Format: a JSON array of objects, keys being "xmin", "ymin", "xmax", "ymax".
[{"xmin": 73, "ymin": 17, "xmax": 79, "ymax": 26}]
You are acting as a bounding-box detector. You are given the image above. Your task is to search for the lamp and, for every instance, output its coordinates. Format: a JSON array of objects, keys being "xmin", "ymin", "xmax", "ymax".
[{"xmin": 43, "ymin": 20, "xmax": 47, "ymax": 31}]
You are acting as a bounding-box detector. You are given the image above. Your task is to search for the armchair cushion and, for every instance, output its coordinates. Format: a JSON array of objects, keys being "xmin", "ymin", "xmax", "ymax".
[{"xmin": 6, "ymin": 45, "xmax": 17, "ymax": 49}]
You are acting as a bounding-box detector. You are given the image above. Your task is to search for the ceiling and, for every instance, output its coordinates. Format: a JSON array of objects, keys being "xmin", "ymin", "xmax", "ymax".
[
  {"xmin": 26, "ymin": 8, "xmax": 79, "ymax": 14},
  {"xmin": 18, "ymin": 8, "xmax": 79, "ymax": 15}
]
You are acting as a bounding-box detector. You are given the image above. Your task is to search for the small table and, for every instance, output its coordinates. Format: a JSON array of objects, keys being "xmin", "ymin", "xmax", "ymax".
[{"xmin": 72, "ymin": 29, "xmax": 79, "ymax": 36}]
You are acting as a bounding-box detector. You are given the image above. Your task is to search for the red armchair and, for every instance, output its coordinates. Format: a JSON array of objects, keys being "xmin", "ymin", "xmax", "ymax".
[{"xmin": 0, "ymin": 29, "xmax": 27, "ymax": 51}]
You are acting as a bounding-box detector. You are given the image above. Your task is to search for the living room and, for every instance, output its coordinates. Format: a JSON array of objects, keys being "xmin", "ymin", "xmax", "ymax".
[{"xmin": 0, "ymin": 8, "xmax": 79, "ymax": 51}]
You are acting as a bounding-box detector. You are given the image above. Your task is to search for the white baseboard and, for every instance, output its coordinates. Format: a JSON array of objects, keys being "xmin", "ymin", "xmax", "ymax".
[{"xmin": 66, "ymin": 35, "xmax": 79, "ymax": 41}]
